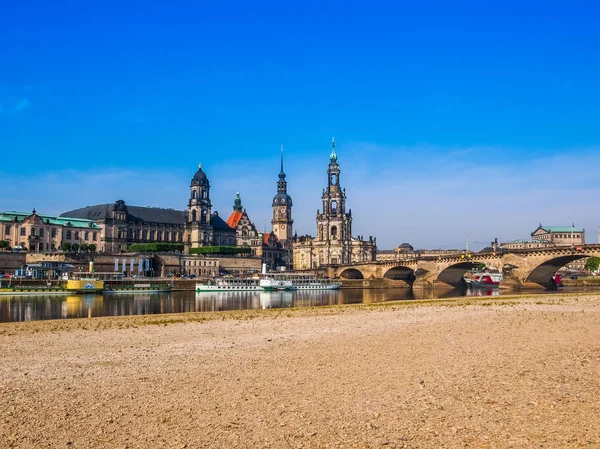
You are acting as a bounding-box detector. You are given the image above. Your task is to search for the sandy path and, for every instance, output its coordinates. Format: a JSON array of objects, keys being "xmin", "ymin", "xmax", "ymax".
[{"xmin": 0, "ymin": 295, "xmax": 599, "ymax": 448}]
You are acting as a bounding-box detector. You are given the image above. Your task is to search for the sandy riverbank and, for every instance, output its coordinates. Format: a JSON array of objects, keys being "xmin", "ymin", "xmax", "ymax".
[{"xmin": 1, "ymin": 294, "xmax": 599, "ymax": 448}]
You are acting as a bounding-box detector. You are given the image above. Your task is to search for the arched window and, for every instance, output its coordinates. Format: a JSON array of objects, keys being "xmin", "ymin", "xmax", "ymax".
[
  {"xmin": 331, "ymin": 201, "xmax": 337, "ymax": 214},
  {"xmin": 192, "ymin": 210, "xmax": 197, "ymax": 222},
  {"xmin": 192, "ymin": 190, "xmax": 197, "ymax": 199},
  {"xmin": 331, "ymin": 226, "xmax": 338, "ymax": 240},
  {"xmin": 202, "ymin": 190, "xmax": 207, "ymax": 199},
  {"xmin": 201, "ymin": 209, "xmax": 207, "ymax": 223},
  {"xmin": 331, "ymin": 174, "xmax": 337, "ymax": 185}
]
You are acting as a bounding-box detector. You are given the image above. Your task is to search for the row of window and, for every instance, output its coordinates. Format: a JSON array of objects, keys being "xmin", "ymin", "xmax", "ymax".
[
  {"xmin": 125, "ymin": 229, "xmax": 183, "ymax": 242},
  {"xmin": 4, "ymin": 225, "xmax": 97, "ymax": 241},
  {"xmin": 185, "ymin": 260, "xmax": 217, "ymax": 267}
]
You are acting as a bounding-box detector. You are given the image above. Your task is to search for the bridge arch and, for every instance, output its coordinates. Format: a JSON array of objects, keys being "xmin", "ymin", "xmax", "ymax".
[
  {"xmin": 526, "ymin": 254, "xmax": 589, "ymax": 288},
  {"xmin": 436, "ymin": 261, "xmax": 480, "ymax": 287},
  {"xmin": 383, "ymin": 266, "xmax": 416, "ymax": 285},
  {"xmin": 339, "ymin": 268, "xmax": 364, "ymax": 279}
]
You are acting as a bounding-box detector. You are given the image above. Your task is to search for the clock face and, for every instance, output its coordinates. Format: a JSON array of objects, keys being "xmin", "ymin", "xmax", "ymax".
[
  {"xmin": 281, "ymin": 225, "xmax": 285, "ymax": 229},
  {"xmin": 282, "ymin": 199, "xmax": 286, "ymax": 204}
]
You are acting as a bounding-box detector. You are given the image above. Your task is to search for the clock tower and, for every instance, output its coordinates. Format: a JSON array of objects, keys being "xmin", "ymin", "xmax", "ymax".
[{"xmin": 271, "ymin": 147, "xmax": 293, "ymax": 248}]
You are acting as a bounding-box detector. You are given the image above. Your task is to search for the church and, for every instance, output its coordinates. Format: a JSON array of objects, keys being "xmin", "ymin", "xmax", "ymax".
[{"xmin": 292, "ymin": 139, "xmax": 377, "ymax": 269}]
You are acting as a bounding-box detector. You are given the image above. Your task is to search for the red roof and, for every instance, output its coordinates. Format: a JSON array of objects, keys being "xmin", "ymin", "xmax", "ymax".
[
  {"xmin": 226, "ymin": 210, "xmax": 243, "ymax": 228},
  {"xmin": 263, "ymin": 232, "xmax": 280, "ymax": 245}
]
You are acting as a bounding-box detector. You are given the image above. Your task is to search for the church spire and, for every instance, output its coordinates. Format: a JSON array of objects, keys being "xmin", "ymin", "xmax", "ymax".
[
  {"xmin": 330, "ymin": 137, "xmax": 337, "ymax": 162},
  {"xmin": 279, "ymin": 145, "xmax": 285, "ymax": 176}
]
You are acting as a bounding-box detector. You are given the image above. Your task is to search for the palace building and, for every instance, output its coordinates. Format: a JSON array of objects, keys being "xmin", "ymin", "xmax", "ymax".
[
  {"xmin": 0, "ymin": 209, "xmax": 101, "ymax": 252},
  {"xmin": 292, "ymin": 139, "xmax": 377, "ymax": 269}
]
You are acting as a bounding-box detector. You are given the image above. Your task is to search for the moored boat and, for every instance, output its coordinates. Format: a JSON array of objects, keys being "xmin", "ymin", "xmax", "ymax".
[
  {"xmin": 196, "ymin": 277, "xmax": 262, "ymax": 292},
  {"xmin": 468, "ymin": 272, "xmax": 502, "ymax": 288}
]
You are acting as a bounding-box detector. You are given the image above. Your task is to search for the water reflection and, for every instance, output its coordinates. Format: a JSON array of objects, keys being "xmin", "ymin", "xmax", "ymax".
[{"xmin": 0, "ymin": 286, "xmax": 574, "ymax": 323}]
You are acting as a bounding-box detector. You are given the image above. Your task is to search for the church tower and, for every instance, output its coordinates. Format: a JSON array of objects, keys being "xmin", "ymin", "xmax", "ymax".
[
  {"xmin": 271, "ymin": 147, "xmax": 293, "ymax": 247},
  {"xmin": 187, "ymin": 164, "xmax": 213, "ymax": 249},
  {"xmin": 316, "ymin": 138, "xmax": 352, "ymax": 264}
]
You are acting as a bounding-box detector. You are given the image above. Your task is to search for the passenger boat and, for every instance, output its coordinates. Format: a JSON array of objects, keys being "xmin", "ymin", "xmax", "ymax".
[
  {"xmin": 104, "ymin": 282, "xmax": 172, "ymax": 293},
  {"xmin": 196, "ymin": 277, "xmax": 262, "ymax": 292},
  {"xmin": 261, "ymin": 273, "xmax": 341, "ymax": 291},
  {"xmin": 468, "ymin": 272, "xmax": 502, "ymax": 288}
]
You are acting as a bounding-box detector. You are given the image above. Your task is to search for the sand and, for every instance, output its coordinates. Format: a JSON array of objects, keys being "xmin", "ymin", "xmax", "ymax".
[{"xmin": 1, "ymin": 294, "xmax": 599, "ymax": 448}]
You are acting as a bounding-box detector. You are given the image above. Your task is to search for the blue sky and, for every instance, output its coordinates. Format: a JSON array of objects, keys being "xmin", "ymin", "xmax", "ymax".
[{"xmin": 1, "ymin": 1, "xmax": 599, "ymax": 250}]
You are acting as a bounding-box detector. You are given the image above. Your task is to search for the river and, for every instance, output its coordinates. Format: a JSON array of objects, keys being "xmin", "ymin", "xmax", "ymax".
[{"xmin": 0, "ymin": 287, "xmax": 591, "ymax": 323}]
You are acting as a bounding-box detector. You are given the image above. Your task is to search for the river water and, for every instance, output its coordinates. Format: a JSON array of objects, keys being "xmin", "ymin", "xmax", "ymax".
[{"xmin": 0, "ymin": 287, "xmax": 588, "ymax": 323}]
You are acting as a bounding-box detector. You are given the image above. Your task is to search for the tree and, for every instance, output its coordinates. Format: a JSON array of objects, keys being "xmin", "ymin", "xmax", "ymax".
[
  {"xmin": 88, "ymin": 244, "xmax": 97, "ymax": 253},
  {"xmin": 80, "ymin": 243, "xmax": 89, "ymax": 252},
  {"xmin": 0, "ymin": 240, "xmax": 8, "ymax": 251},
  {"xmin": 72, "ymin": 243, "xmax": 80, "ymax": 253},
  {"xmin": 62, "ymin": 242, "xmax": 72, "ymax": 252},
  {"xmin": 584, "ymin": 256, "xmax": 600, "ymax": 272}
]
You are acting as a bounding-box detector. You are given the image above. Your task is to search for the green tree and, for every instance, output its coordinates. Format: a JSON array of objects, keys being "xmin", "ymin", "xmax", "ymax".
[
  {"xmin": 72, "ymin": 243, "xmax": 80, "ymax": 253},
  {"xmin": 80, "ymin": 243, "xmax": 89, "ymax": 252},
  {"xmin": 62, "ymin": 242, "xmax": 72, "ymax": 252},
  {"xmin": 88, "ymin": 243, "xmax": 97, "ymax": 253},
  {"xmin": 0, "ymin": 240, "xmax": 8, "ymax": 251},
  {"xmin": 584, "ymin": 257, "xmax": 600, "ymax": 272}
]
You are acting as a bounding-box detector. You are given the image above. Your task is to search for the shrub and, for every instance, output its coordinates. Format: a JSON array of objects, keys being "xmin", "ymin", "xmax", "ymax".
[
  {"xmin": 188, "ymin": 246, "xmax": 251, "ymax": 255},
  {"xmin": 129, "ymin": 243, "xmax": 185, "ymax": 252}
]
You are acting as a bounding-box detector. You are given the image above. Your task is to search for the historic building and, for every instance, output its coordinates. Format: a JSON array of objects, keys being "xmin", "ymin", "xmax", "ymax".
[
  {"xmin": 61, "ymin": 200, "xmax": 186, "ymax": 253},
  {"xmin": 292, "ymin": 139, "xmax": 377, "ymax": 269},
  {"xmin": 501, "ymin": 224, "xmax": 585, "ymax": 250},
  {"xmin": 0, "ymin": 209, "xmax": 101, "ymax": 252},
  {"xmin": 271, "ymin": 149, "xmax": 293, "ymax": 249},
  {"xmin": 225, "ymin": 192, "xmax": 262, "ymax": 255}
]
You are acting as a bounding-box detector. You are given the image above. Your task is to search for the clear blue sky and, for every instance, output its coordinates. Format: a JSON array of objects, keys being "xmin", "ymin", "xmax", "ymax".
[{"xmin": 1, "ymin": 1, "xmax": 599, "ymax": 249}]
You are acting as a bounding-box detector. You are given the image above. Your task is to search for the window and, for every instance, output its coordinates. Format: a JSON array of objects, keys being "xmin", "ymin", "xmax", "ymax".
[
  {"xmin": 31, "ymin": 228, "xmax": 36, "ymax": 236},
  {"xmin": 331, "ymin": 226, "xmax": 338, "ymax": 240},
  {"xmin": 51, "ymin": 228, "xmax": 57, "ymax": 238},
  {"xmin": 66, "ymin": 230, "xmax": 72, "ymax": 239},
  {"xmin": 93, "ymin": 232, "xmax": 97, "ymax": 241},
  {"xmin": 84, "ymin": 231, "xmax": 89, "ymax": 240},
  {"xmin": 39, "ymin": 228, "xmax": 44, "ymax": 237},
  {"xmin": 192, "ymin": 210, "xmax": 197, "ymax": 222},
  {"xmin": 39, "ymin": 242, "xmax": 44, "ymax": 251},
  {"xmin": 74, "ymin": 231, "xmax": 79, "ymax": 240},
  {"xmin": 5, "ymin": 225, "xmax": 10, "ymax": 235},
  {"xmin": 142, "ymin": 230, "xmax": 147, "ymax": 240},
  {"xmin": 20, "ymin": 228, "xmax": 26, "ymax": 236},
  {"xmin": 157, "ymin": 231, "xmax": 162, "ymax": 241},
  {"xmin": 331, "ymin": 201, "xmax": 337, "ymax": 215}
]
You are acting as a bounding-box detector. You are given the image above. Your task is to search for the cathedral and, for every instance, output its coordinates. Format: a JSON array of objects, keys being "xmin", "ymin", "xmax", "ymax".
[{"xmin": 292, "ymin": 139, "xmax": 377, "ymax": 269}]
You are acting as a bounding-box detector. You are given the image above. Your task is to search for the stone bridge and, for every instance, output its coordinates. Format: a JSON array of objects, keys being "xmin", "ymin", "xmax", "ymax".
[{"xmin": 326, "ymin": 245, "xmax": 600, "ymax": 289}]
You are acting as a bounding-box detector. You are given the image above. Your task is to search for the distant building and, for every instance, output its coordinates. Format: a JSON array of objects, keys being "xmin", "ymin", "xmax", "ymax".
[
  {"xmin": 61, "ymin": 200, "xmax": 186, "ymax": 253},
  {"xmin": 530, "ymin": 224, "xmax": 585, "ymax": 246},
  {"xmin": 500, "ymin": 239, "xmax": 553, "ymax": 250},
  {"xmin": 292, "ymin": 139, "xmax": 376, "ymax": 269},
  {"xmin": 0, "ymin": 209, "xmax": 101, "ymax": 252}
]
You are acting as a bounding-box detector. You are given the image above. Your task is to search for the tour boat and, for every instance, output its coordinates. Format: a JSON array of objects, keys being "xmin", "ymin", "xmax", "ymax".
[
  {"xmin": 196, "ymin": 277, "xmax": 262, "ymax": 292},
  {"xmin": 261, "ymin": 273, "xmax": 341, "ymax": 291},
  {"xmin": 468, "ymin": 272, "xmax": 502, "ymax": 288}
]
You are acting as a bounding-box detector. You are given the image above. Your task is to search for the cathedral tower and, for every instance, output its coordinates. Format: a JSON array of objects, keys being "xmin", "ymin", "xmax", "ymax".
[
  {"xmin": 271, "ymin": 147, "xmax": 293, "ymax": 247},
  {"xmin": 316, "ymin": 138, "xmax": 352, "ymax": 264},
  {"xmin": 187, "ymin": 164, "xmax": 213, "ymax": 249}
]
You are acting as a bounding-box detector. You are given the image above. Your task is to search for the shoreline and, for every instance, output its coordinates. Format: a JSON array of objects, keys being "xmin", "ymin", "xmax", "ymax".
[{"xmin": 1, "ymin": 293, "xmax": 599, "ymax": 448}]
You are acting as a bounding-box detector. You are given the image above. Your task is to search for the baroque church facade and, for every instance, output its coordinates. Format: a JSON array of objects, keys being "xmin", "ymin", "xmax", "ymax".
[{"xmin": 292, "ymin": 139, "xmax": 377, "ymax": 270}]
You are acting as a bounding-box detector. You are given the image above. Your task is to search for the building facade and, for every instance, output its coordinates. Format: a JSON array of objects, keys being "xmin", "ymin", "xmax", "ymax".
[
  {"xmin": 292, "ymin": 139, "xmax": 377, "ymax": 270},
  {"xmin": 530, "ymin": 224, "xmax": 585, "ymax": 246},
  {"xmin": 0, "ymin": 210, "xmax": 101, "ymax": 252}
]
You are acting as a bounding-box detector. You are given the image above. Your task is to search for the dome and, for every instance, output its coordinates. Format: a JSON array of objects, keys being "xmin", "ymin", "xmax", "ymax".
[
  {"xmin": 397, "ymin": 243, "xmax": 414, "ymax": 252},
  {"xmin": 191, "ymin": 164, "xmax": 209, "ymax": 185},
  {"xmin": 272, "ymin": 192, "xmax": 293, "ymax": 207}
]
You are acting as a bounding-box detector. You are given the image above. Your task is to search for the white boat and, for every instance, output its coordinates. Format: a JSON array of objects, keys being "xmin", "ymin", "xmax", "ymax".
[
  {"xmin": 259, "ymin": 274, "xmax": 295, "ymax": 292},
  {"xmin": 260, "ymin": 273, "xmax": 341, "ymax": 291},
  {"xmin": 196, "ymin": 277, "xmax": 262, "ymax": 292},
  {"xmin": 467, "ymin": 272, "xmax": 502, "ymax": 288}
]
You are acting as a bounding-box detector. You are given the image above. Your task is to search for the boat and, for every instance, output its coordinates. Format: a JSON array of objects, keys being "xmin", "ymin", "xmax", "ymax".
[
  {"xmin": 196, "ymin": 277, "xmax": 262, "ymax": 292},
  {"xmin": 468, "ymin": 272, "xmax": 502, "ymax": 288},
  {"xmin": 104, "ymin": 282, "xmax": 172, "ymax": 293},
  {"xmin": 261, "ymin": 272, "xmax": 341, "ymax": 291},
  {"xmin": 259, "ymin": 274, "xmax": 295, "ymax": 292}
]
